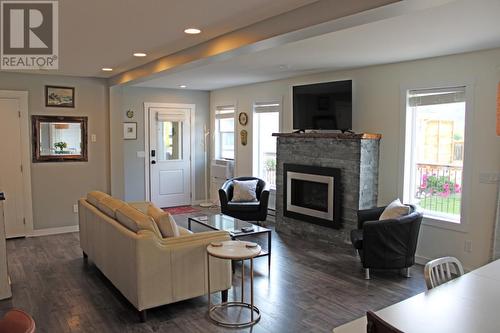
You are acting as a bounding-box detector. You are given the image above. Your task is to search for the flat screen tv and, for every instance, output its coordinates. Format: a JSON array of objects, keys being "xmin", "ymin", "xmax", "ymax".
[{"xmin": 293, "ymin": 80, "xmax": 352, "ymax": 131}]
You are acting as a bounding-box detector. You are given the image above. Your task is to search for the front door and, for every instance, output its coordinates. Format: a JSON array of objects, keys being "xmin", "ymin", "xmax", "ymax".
[
  {"xmin": 149, "ymin": 107, "xmax": 191, "ymax": 208},
  {"xmin": 0, "ymin": 98, "xmax": 26, "ymax": 238}
]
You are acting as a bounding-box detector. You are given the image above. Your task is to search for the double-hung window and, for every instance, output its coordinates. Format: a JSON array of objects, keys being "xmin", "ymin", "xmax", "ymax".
[
  {"xmin": 215, "ymin": 105, "xmax": 235, "ymax": 160},
  {"xmin": 404, "ymin": 86, "xmax": 468, "ymax": 224},
  {"xmin": 253, "ymin": 101, "xmax": 280, "ymax": 189}
]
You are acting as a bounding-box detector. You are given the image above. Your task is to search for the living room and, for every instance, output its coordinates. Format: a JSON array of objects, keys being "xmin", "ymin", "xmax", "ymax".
[{"xmin": 0, "ymin": 0, "xmax": 500, "ymax": 332}]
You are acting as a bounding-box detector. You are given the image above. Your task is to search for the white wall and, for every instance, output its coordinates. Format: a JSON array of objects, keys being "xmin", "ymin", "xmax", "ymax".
[{"xmin": 210, "ymin": 47, "xmax": 500, "ymax": 270}]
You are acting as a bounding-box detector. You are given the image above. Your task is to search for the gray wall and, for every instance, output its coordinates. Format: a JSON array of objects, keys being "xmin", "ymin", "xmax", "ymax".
[
  {"xmin": 117, "ymin": 87, "xmax": 210, "ymax": 202},
  {"xmin": 0, "ymin": 72, "xmax": 109, "ymax": 230}
]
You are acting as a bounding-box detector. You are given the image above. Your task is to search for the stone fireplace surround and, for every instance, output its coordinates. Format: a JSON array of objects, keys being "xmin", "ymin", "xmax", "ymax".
[{"xmin": 273, "ymin": 132, "xmax": 381, "ymax": 247}]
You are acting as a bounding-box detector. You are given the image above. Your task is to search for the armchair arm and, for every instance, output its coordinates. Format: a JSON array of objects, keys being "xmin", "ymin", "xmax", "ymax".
[
  {"xmin": 219, "ymin": 180, "xmax": 232, "ymax": 207},
  {"xmin": 357, "ymin": 206, "xmax": 386, "ymax": 229},
  {"xmin": 259, "ymin": 182, "xmax": 271, "ymax": 209}
]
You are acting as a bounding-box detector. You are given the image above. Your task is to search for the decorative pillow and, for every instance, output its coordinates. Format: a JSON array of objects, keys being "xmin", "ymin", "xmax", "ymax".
[
  {"xmin": 231, "ymin": 179, "xmax": 258, "ymax": 202},
  {"xmin": 147, "ymin": 204, "xmax": 180, "ymax": 238},
  {"xmin": 115, "ymin": 205, "xmax": 162, "ymax": 237},
  {"xmin": 87, "ymin": 191, "xmax": 110, "ymax": 207},
  {"xmin": 379, "ymin": 199, "xmax": 410, "ymax": 220},
  {"xmin": 96, "ymin": 197, "xmax": 127, "ymax": 219}
]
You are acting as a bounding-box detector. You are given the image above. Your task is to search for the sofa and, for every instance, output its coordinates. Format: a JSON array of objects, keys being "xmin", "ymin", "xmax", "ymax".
[{"xmin": 78, "ymin": 191, "xmax": 232, "ymax": 321}]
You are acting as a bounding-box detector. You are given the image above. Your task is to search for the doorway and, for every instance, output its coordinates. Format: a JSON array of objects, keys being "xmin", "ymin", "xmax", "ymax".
[
  {"xmin": 145, "ymin": 103, "xmax": 195, "ymax": 208},
  {"xmin": 0, "ymin": 91, "xmax": 33, "ymax": 238}
]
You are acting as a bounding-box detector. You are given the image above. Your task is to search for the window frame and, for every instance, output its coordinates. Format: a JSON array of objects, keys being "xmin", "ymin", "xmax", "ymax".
[
  {"xmin": 252, "ymin": 99, "xmax": 282, "ymax": 190},
  {"xmin": 399, "ymin": 82, "xmax": 474, "ymax": 233},
  {"xmin": 214, "ymin": 105, "xmax": 235, "ymax": 161}
]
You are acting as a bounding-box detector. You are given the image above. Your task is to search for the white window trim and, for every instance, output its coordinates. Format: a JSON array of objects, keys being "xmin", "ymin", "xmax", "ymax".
[
  {"xmin": 252, "ymin": 98, "xmax": 282, "ymax": 190},
  {"xmin": 213, "ymin": 104, "xmax": 236, "ymax": 162},
  {"xmin": 398, "ymin": 81, "xmax": 474, "ymax": 233}
]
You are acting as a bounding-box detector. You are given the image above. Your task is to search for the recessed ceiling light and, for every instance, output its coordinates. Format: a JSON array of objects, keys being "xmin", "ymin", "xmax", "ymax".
[
  {"xmin": 101, "ymin": 67, "xmax": 113, "ymax": 72},
  {"xmin": 133, "ymin": 52, "xmax": 147, "ymax": 57},
  {"xmin": 179, "ymin": 85, "xmax": 187, "ymax": 88},
  {"xmin": 184, "ymin": 28, "xmax": 201, "ymax": 34}
]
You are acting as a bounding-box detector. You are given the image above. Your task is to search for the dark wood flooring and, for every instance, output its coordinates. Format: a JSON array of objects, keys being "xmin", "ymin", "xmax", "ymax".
[{"xmin": 0, "ymin": 208, "xmax": 427, "ymax": 332}]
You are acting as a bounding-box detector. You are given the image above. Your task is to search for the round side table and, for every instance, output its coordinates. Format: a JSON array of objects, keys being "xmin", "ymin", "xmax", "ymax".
[{"xmin": 207, "ymin": 240, "xmax": 261, "ymax": 328}]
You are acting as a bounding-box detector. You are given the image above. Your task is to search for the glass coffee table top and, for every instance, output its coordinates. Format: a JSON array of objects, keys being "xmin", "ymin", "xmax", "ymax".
[{"xmin": 189, "ymin": 214, "xmax": 270, "ymax": 236}]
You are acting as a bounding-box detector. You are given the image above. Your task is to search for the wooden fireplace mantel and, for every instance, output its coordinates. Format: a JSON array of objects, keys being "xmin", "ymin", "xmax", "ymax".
[{"xmin": 272, "ymin": 132, "xmax": 382, "ymax": 140}]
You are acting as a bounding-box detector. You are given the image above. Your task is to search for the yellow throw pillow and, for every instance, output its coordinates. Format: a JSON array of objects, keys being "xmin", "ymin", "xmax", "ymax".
[
  {"xmin": 147, "ymin": 204, "xmax": 180, "ymax": 238},
  {"xmin": 97, "ymin": 197, "xmax": 127, "ymax": 219},
  {"xmin": 87, "ymin": 191, "xmax": 110, "ymax": 207}
]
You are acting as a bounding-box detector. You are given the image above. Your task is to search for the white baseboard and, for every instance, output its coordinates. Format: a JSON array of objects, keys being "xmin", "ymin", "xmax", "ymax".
[
  {"xmin": 415, "ymin": 254, "xmax": 432, "ymax": 266},
  {"xmin": 30, "ymin": 225, "xmax": 79, "ymax": 237}
]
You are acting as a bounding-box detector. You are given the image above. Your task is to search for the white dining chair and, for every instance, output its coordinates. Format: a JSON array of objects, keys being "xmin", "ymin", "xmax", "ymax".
[{"xmin": 424, "ymin": 256, "xmax": 464, "ymax": 289}]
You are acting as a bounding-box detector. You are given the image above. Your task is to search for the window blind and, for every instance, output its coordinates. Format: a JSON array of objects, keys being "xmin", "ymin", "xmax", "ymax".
[
  {"xmin": 408, "ymin": 87, "xmax": 466, "ymax": 107},
  {"xmin": 215, "ymin": 105, "xmax": 235, "ymax": 119},
  {"xmin": 253, "ymin": 101, "xmax": 280, "ymax": 113}
]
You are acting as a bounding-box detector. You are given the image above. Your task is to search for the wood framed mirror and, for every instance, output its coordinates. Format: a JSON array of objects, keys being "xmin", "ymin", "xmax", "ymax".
[{"xmin": 32, "ymin": 115, "xmax": 88, "ymax": 162}]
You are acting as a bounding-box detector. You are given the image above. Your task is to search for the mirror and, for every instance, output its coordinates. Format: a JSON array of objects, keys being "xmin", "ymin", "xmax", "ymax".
[{"xmin": 32, "ymin": 115, "xmax": 88, "ymax": 162}]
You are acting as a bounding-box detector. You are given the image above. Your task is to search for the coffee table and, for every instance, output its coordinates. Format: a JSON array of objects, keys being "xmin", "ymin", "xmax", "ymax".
[{"xmin": 188, "ymin": 214, "xmax": 271, "ymax": 269}]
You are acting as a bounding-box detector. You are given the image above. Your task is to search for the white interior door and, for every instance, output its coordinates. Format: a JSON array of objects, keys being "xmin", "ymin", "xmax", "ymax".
[
  {"xmin": 0, "ymin": 99, "xmax": 26, "ymax": 238},
  {"xmin": 149, "ymin": 107, "xmax": 191, "ymax": 208}
]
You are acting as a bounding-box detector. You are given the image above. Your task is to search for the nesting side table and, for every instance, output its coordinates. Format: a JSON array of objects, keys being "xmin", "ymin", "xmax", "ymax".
[{"xmin": 207, "ymin": 240, "xmax": 261, "ymax": 328}]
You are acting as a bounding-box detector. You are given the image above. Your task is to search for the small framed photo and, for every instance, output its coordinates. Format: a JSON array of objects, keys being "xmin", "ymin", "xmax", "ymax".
[
  {"xmin": 123, "ymin": 122, "xmax": 137, "ymax": 140},
  {"xmin": 45, "ymin": 86, "xmax": 75, "ymax": 108}
]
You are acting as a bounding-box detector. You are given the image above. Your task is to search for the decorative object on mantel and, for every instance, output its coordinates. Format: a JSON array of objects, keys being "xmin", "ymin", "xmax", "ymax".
[
  {"xmin": 123, "ymin": 122, "xmax": 137, "ymax": 140},
  {"xmin": 126, "ymin": 109, "xmax": 134, "ymax": 119},
  {"xmin": 238, "ymin": 112, "xmax": 248, "ymax": 126},
  {"xmin": 32, "ymin": 115, "xmax": 88, "ymax": 162},
  {"xmin": 240, "ymin": 129, "xmax": 248, "ymax": 146},
  {"xmin": 45, "ymin": 85, "xmax": 75, "ymax": 108},
  {"xmin": 496, "ymin": 82, "xmax": 500, "ymax": 136}
]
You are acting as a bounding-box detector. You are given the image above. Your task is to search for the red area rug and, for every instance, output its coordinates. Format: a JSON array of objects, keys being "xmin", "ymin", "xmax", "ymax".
[{"xmin": 163, "ymin": 206, "xmax": 200, "ymax": 215}]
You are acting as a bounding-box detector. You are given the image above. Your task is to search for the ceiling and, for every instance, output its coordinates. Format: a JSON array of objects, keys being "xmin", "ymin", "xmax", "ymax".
[
  {"xmin": 5, "ymin": 0, "xmax": 319, "ymax": 77},
  {"xmin": 135, "ymin": 0, "xmax": 500, "ymax": 91}
]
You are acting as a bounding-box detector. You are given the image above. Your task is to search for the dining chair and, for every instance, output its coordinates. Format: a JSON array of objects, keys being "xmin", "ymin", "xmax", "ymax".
[
  {"xmin": 424, "ymin": 256, "xmax": 464, "ymax": 289},
  {"xmin": 366, "ymin": 311, "xmax": 403, "ymax": 333},
  {"xmin": 0, "ymin": 309, "xmax": 36, "ymax": 333}
]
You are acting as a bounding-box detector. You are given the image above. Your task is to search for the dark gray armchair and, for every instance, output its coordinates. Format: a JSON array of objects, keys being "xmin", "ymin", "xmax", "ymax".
[
  {"xmin": 219, "ymin": 177, "xmax": 270, "ymax": 222},
  {"xmin": 350, "ymin": 204, "xmax": 423, "ymax": 279}
]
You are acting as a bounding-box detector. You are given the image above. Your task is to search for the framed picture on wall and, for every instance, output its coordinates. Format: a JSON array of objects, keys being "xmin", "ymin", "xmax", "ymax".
[
  {"xmin": 45, "ymin": 86, "xmax": 75, "ymax": 108},
  {"xmin": 123, "ymin": 122, "xmax": 137, "ymax": 140}
]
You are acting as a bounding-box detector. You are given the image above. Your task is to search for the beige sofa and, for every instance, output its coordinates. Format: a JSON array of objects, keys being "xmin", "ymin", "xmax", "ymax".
[{"xmin": 78, "ymin": 191, "xmax": 232, "ymax": 321}]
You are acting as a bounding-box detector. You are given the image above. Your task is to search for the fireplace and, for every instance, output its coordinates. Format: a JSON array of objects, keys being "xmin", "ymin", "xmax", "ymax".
[{"xmin": 284, "ymin": 164, "xmax": 341, "ymax": 228}]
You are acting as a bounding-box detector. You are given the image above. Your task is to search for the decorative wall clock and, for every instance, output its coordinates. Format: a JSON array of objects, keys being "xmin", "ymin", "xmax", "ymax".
[
  {"xmin": 238, "ymin": 112, "xmax": 248, "ymax": 126},
  {"xmin": 240, "ymin": 130, "xmax": 248, "ymax": 146}
]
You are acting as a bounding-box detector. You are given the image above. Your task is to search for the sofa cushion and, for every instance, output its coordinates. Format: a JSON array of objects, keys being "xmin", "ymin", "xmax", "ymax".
[
  {"xmin": 379, "ymin": 199, "xmax": 410, "ymax": 220},
  {"xmin": 231, "ymin": 179, "xmax": 258, "ymax": 202},
  {"xmin": 97, "ymin": 197, "xmax": 127, "ymax": 219},
  {"xmin": 147, "ymin": 204, "xmax": 180, "ymax": 238},
  {"xmin": 87, "ymin": 191, "xmax": 110, "ymax": 207},
  {"xmin": 116, "ymin": 205, "xmax": 162, "ymax": 237},
  {"xmin": 226, "ymin": 201, "xmax": 261, "ymax": 212}
]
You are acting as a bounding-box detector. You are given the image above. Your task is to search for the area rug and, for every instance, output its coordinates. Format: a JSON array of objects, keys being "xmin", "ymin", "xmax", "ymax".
[{"xmin": 163, "ymin": 206, "xmax": 200, "ymax": 215}]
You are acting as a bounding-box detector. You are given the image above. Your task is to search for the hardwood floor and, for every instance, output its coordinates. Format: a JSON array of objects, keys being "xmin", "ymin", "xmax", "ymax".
[{"xmin": 0, "ymin": 209, "xmax": 427, "ymax": 332}]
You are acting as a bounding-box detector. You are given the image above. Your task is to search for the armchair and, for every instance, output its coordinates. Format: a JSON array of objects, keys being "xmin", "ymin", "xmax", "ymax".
[
  {"xmin": 219, "ymin": 177, "xmax": 270, "ymax": 222},
  {"xmin": 350, "ymin": 204, "xmax": 423, "ymax": 279}
]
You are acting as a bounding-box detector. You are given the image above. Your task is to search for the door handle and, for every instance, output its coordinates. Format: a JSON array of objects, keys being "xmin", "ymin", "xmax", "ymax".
[{"xmin": 151, "ymin": 160, "xmax": 156, "ymax": 165}]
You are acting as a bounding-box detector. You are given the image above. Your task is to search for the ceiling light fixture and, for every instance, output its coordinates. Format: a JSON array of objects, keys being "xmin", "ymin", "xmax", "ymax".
[
  {"xmin": 133, "ymin": 52, "xmax": 147, "ymax": 57},
  {"xmin": 184, "ymin": 28, "xmax": 201, "ymax": 34},
  {"xmin": 179, "ymin": 85, "xmax": 187, "ymax": 88},
  {"xmin": 101, "ymin": 67, "xmax": 113, "ymax": 72}
]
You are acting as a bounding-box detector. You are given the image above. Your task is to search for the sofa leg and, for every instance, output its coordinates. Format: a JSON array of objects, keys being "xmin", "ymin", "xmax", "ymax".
[
  {"xmin": 139, "ymin": 310, "xmax": 147, "ymax": 323},
  {"xmin": 364, "ymin": 268, "xmax": 370, "ymax": 280},
  {"xmin": 221, "ymin": 289, "xmax": 228, "ymax": 303},
  {"xmin": 402, "ymin": 267, "xmax": 411, "ymax": 278}
]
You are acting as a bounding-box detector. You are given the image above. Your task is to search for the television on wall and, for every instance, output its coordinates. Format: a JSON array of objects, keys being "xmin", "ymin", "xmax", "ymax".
[{"xmin": 292, "ymin": 80, "xmax": 352, "ymax": 131}]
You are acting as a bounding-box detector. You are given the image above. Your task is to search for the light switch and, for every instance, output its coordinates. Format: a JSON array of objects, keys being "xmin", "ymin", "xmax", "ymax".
[{"xmin": 91, "ymin": 134, "xmax": 97, "ymax": 142}]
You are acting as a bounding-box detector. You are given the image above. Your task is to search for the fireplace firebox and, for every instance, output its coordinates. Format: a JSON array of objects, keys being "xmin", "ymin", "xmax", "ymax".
[{"xmin": 283, "ymin": 164, "xmax": 341, "ymax": 228}]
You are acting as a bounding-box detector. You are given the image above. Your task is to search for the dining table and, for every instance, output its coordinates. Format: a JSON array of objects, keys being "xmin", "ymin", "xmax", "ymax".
[{"xmin": 333, "ymin": 259, "xmax": 500, "ymax": 333}]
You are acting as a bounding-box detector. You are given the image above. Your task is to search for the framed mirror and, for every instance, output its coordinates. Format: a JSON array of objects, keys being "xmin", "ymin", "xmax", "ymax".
[{"xmin": 32, "ymin": 115, "xmax": 88, "ymax": 162}]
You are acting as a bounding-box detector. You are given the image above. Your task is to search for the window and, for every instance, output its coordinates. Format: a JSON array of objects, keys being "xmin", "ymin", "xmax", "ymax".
[
  {"xmin": 215, "ymin": 105, "xmax": 235, "ymax": 160},
  {"xmin": 404, "ymin": 86, "xmax": 467, "ymax": 223},
  {"xmin": 253, "ymin": 101, "xmax": 280, "ymax": 189}
]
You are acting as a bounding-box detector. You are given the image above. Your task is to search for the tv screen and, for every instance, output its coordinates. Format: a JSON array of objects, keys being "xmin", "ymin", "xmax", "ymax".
[{"xmin": 293, "ymin": 80, "xmax": 352, "ymax": 131}]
